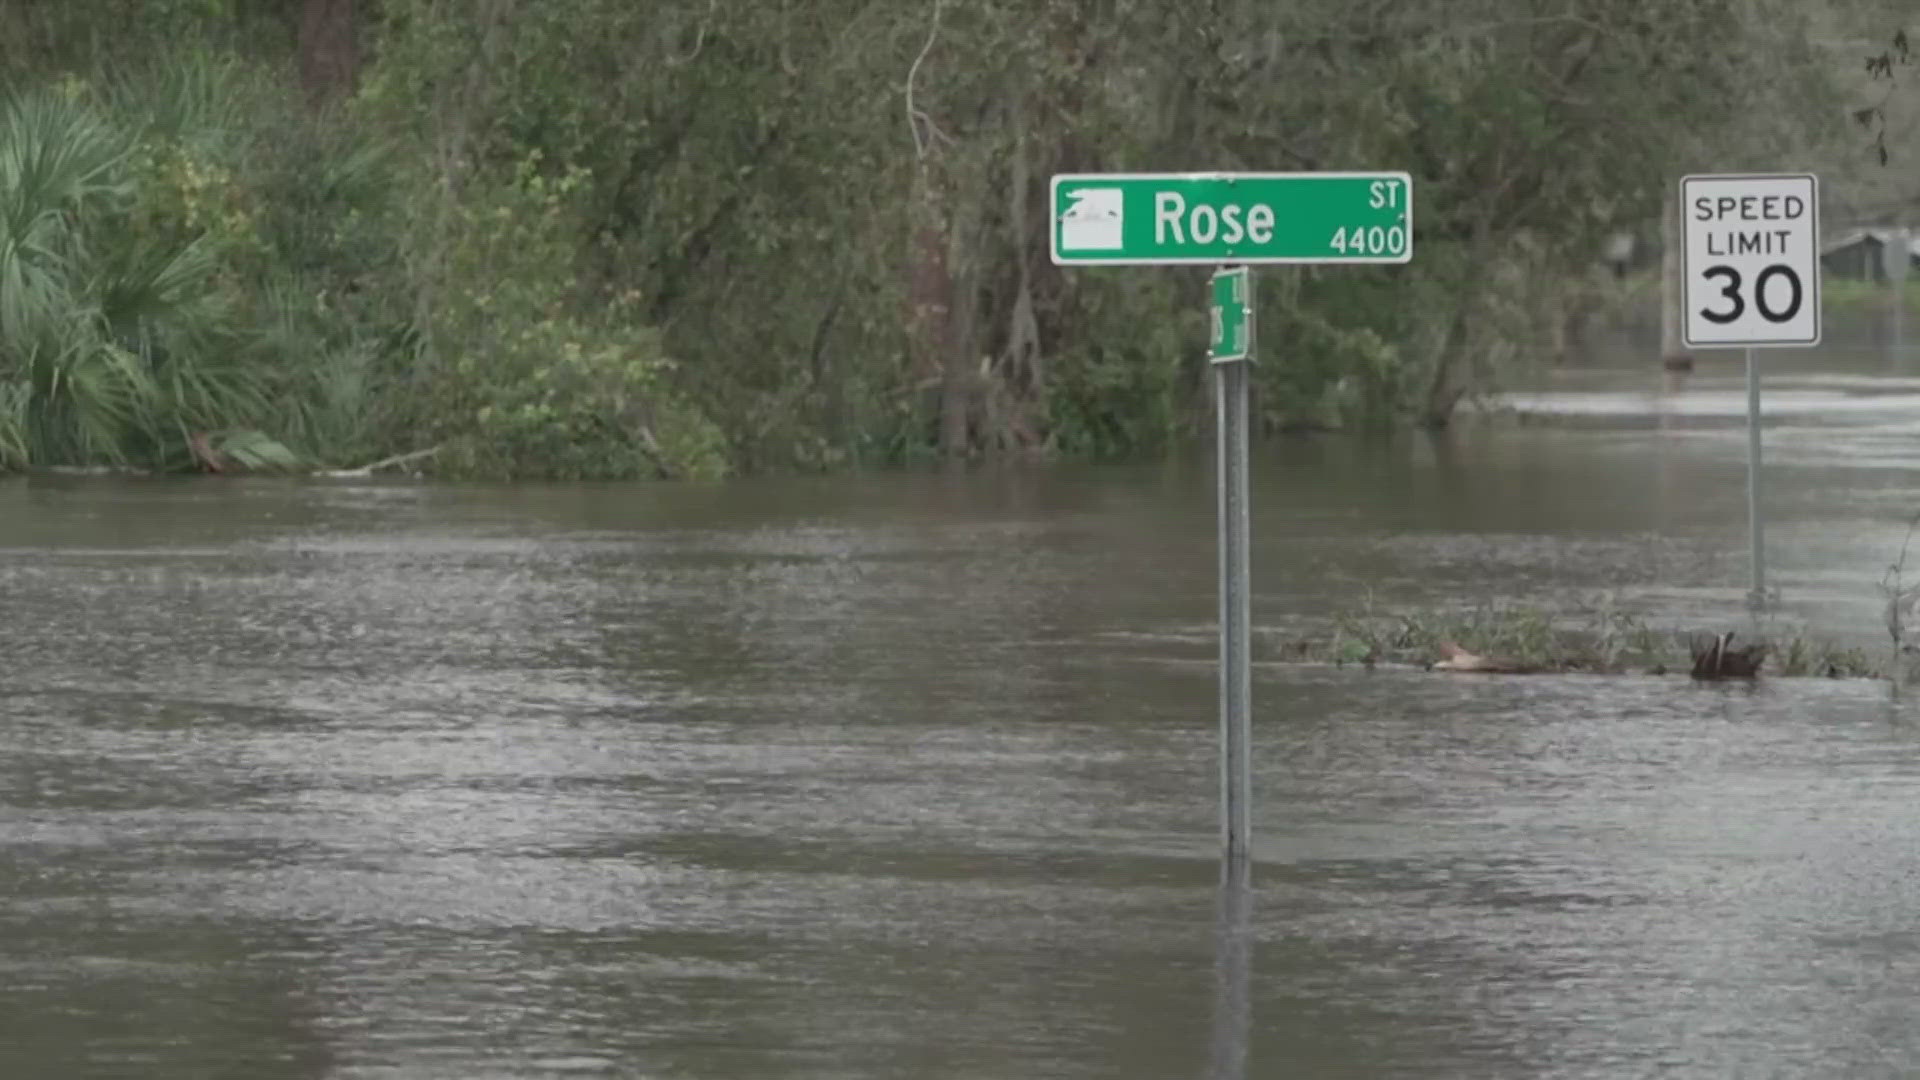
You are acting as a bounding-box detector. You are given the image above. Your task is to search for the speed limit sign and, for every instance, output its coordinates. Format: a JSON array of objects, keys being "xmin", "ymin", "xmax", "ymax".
[{"xmin": 1681, "ymin": 173, "xmax": 1821, "ymax": 348}]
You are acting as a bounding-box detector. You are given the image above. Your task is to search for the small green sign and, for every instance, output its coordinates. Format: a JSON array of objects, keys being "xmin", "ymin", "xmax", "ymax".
[
  {"xmin": 1210, "ymin": 266, "xmax": 1250, "ymax": 363},
  {"xmin": 1051, "ymin": 172, "xmax": 1412, "ymax": 266}
]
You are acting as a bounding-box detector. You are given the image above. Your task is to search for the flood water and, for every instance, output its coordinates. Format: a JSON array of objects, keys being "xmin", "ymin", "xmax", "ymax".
[{"xmin": 8, "ymin": 344, "xmax": 1920, "ymax": 1077}]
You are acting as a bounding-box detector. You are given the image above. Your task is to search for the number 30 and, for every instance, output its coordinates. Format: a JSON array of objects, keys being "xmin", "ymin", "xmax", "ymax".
[{"xmin": 1700, "ymin": 264, "xmax": 1803, "ymax": 324}]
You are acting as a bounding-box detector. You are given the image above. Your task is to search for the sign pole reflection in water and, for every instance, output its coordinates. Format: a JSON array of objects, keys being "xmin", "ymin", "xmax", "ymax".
[
  {"xmin": 1747, "ymin": 345, "xmax": 1765, "ymax": 611},
  {"xmin": 1211, "ymin": 266, "xmax": 1254, "ymax": 866},
  {"xmin": 1208, "ymin": 858, "xmax": 1253, "ymax": 1079}
]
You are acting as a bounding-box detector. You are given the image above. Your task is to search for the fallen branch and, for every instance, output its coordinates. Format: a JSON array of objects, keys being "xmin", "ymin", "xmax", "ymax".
[{"xmin": 314, "ymin": 446, "xmax": 442, "ymax": 478}]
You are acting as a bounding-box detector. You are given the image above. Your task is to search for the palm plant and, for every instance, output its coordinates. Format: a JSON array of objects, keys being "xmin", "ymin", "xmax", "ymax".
[
  {"xmin": 0, "ymin": 91, "xmax": 128, "ymax": 466},
  {"xmin": 0, "ymin": 81, "xmax": 288, "ymax": 470}
]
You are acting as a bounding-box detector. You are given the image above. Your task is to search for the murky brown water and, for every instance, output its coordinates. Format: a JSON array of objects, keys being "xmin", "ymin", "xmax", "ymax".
[{"xmin": 8, "ymin": 343, "xmax": 1920, "ymax": 1077}]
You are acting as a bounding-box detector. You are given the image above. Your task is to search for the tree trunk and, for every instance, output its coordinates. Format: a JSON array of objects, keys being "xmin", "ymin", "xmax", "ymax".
[
  {"xmin": 907, "ymin": 169, "xmax": 957, "ymax": 453},
  {"xmin": 1660, "ymin": 185, "xmax": 1690, "ymax": 368},
  {"xmin": 297, "ymin": 0, "xmax": 359, "ymax": 109},
  {"xmin": 1421, "ymin": 226, "xmax": 1492, "ymax": 427},
  {"xmin": 1421, "ymin": 299, "xmax": 1472, "ymax": 428},
  {"xmin": 939, "ymin": 168, "xmax": 985, "ymax": 460},
  {"xmin": 984, "ymin": 92, "xmax": 1044, "ymax": 454},
  {"xmin": 938, "ymin": 273, "xmax": 973, "ymax": 459}
]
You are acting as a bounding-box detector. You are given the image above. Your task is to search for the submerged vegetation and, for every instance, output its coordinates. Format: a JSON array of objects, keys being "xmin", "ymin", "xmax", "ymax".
[
  {"xmin": 1285, "ymin": 597, "xmax": 1882, "ymax": 679},
  {"xmin": 0, "ymin": 1, "xmax": 1880, "ymax": 477}
]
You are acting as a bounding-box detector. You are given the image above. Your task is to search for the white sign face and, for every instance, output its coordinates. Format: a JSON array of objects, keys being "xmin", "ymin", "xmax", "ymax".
[{"xmin": 1682, "ymin": 173, "xmax": 1820, "ymax": 349}]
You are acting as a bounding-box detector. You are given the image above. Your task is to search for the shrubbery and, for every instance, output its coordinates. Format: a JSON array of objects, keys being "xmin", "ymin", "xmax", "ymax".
[
  {"xmin": 0, "ymin": 85, "xmax": 276, "ymax": 472},
  {"xmin": 0, "ymin": 47, "xmax": 724, "ymax": 478},
  {"xmin": 415, "ymin": 157, "xmax": 725, "ymax": 480},
  {"xmin": 0, "ymin": 1, "xmax": 1858, "ymax": 477}
]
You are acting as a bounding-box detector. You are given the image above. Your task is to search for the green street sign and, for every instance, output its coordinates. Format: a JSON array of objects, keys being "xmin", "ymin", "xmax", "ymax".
[
  {"xmin": 1050, "ymin": 172, "xmax": 1412, "ymax": 266},
  {"xmin": 1210, "ymin": 266, "xmax": 1250, "ymax": 363}
]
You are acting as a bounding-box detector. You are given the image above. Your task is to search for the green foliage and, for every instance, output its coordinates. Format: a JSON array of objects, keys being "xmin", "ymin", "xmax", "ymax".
[
  {"xmin": 0, "ymin": 0, "xmax": 1868, "ymax": 476},
  {"xmin": 0, "ymin": 49, "xmax": 412, "ymax": 474},
  {"xmin": 1044, "ymin": 272, "xmax": 1204, "ymax": 456},
  {"xmin": 1257, "ymin": 275, "xmax": 1407, "ymax": 430},
  {"xmin": 240, "ymin": 101, "xmax": 412, "ymax": 467},
  {"xmin": 330, "ymin": 0, "xmax": 1869, "ymax": 464},
  {"xmin": 402, "ymin": 155, "xmax": 725, "ymax": 480},
  {"xmin": 0, "ymin": 0, "xmax": 289, "ymax": 76},
  {"xmin": 0, "ymin": 87, "xmax": 276, "ymax": 470}
]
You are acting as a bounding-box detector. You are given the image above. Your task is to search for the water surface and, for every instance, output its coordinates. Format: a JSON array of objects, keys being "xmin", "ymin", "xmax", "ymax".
[{"xmin": 7, "ymin": 346, "xmax": 1920, "ymax": 1076}]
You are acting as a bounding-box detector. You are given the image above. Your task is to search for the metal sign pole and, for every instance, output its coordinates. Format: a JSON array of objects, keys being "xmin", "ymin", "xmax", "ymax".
[
  {"xmin": 1747, "ymin": 345, "xmax": 1765, "ymax": 610},
  {"xmin": 1213, "ymin": 268, "xmax": 1254, "ymax": 868}
]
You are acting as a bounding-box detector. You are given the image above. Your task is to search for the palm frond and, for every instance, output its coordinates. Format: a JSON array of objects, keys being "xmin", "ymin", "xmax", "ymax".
[
  {"xmin": 0, "ymin": 91, "xmax": 126, "ymax": 361},
  {"xmin": 215, "ymin": 428, "xmax": 300, "ymax": 470}
]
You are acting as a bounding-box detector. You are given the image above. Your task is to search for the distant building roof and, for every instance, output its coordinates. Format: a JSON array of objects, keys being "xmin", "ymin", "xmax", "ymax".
[{"xmin": 1822, "ymin": 227, "xmax": 1920, "ymax": 257}]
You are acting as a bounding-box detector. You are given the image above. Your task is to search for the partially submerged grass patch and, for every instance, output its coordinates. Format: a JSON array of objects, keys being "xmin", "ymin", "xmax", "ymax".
[
  {"xmin": 1278, "ymin": 596, "xmax": 1881, "ymax": 678},
  {"xmin": 1769, "ymin": 635, "xmax": 1880, "ymax": 678}
]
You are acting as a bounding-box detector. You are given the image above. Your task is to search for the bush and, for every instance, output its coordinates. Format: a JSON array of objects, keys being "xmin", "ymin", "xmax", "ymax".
[{"xmin": 403, "ymin": 154, "xmax": 726, "ymax": 480}]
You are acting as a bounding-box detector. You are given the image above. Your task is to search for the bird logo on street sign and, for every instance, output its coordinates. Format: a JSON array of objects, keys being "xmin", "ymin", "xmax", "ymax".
[{"xmin": 1060, "ymin": 188, "xmax": 1123, "ymax": 251}]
